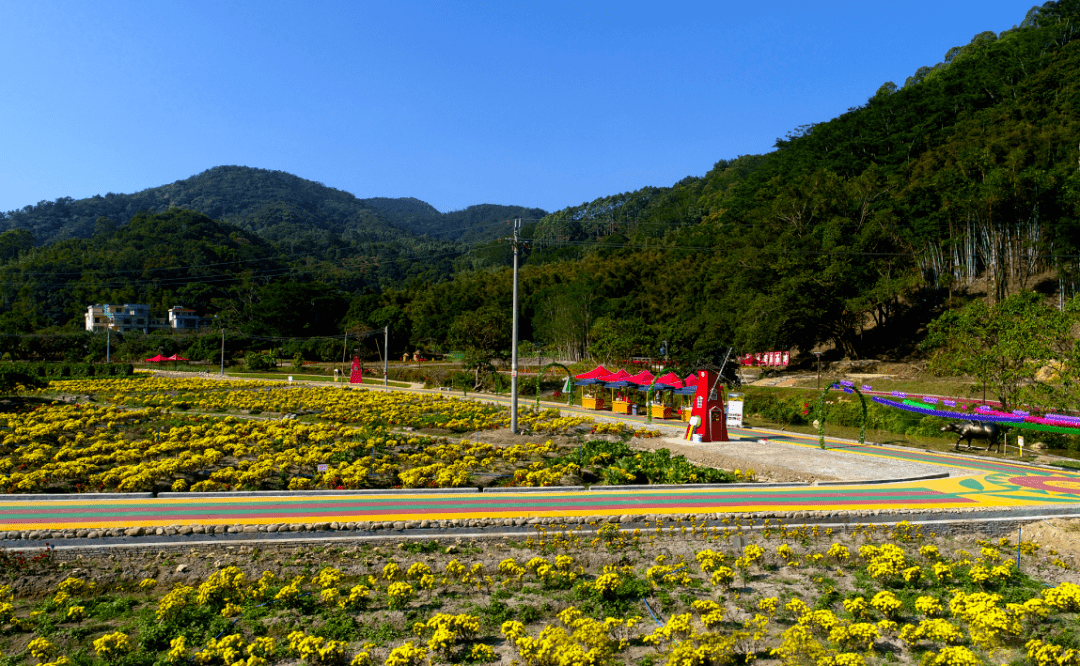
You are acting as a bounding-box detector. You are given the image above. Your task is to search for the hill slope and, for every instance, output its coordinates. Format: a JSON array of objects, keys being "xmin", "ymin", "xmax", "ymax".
[
  {"xmin": 0, "ymin": 166, "xmax": 548, "ymax": 248},
  {"xmin": 517, "ymin": 0, "xmax": 1080, "ymax": 362}
]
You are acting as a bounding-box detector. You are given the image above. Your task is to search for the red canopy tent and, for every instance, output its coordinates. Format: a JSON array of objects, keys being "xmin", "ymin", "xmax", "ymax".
[
  {"xmin": 596, "ymin": 369, "xmax": 634, "ymax": 384},
  {"xmin": 683, "ymin": 373, "xmax": 699, "ymax": 387},
  {"xmin": 574, "ymin": 365, "xmax": 612, "ymax": 381},
  {"xmin": 165, "ymin": 354, "xmax": 189, "ymax": 362},
  {"xmin": 626, "ymin": 369, "xmax": 656, "ymax": 385},
  {"xmin": 144, "ymin": 354, "xmax": 169, "ymax": 363},
  {"xmin": 654, "ymin": 372, "xmax": 684, "ymax": 389}
]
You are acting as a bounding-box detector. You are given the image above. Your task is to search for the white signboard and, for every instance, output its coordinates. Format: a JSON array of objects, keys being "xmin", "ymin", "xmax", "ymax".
[{"xmin": 726, "ymin": 393, "xmax": 744, "ymax": 427}]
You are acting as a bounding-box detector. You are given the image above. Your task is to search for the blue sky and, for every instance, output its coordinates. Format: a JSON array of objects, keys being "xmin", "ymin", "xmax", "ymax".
[{"xmin": 1, "ymin": 1, "xmax": 1035, "ymax": 216}]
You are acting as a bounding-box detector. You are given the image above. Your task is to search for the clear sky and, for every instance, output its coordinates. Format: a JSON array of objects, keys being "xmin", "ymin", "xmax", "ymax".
[{"xmin": 1, "ymin": 1, "xmax": 1036, "ymax": 216}]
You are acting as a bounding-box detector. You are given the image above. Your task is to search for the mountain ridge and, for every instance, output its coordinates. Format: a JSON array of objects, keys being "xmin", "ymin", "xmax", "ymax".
[{"xmin": 0, "ymin": 165, "xmax": 548, "ymax": 247}]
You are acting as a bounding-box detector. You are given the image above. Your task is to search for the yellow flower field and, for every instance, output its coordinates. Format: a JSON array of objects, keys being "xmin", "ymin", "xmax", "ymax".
[
  {"xmin": 2, "ymin": 517, "xmax": 1075, "ymax": 665},
  {"xmin": 0, "ymin": 377, "xmax": 671, "ymax": 494}
]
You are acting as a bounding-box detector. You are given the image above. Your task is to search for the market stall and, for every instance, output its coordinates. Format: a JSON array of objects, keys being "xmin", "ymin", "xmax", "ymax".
[
  {"xmin": 643, "ymin": 371, "xmax": 683, "ymax": 419},
  {"xmin": 597, "ymin": 369, "xmax": 636, "ymax": 414},
  {"xmin": 574, "ymin": 365, "xmax": 612, "ymax": 410}
]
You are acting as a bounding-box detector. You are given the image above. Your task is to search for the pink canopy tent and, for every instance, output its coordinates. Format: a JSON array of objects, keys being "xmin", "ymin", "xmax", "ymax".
[{"xmin": 166, "ymin": 354, "xmax": 189, "ymax": 362}]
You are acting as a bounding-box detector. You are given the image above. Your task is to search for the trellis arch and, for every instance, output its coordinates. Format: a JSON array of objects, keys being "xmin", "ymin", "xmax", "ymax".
[
  {"xmin": 535, "ymin": 362, "xmax": 575, "ymax": 409},
  {"xmin": 813, "ymin": 383, "xmax": 868, "ymax": 449}
]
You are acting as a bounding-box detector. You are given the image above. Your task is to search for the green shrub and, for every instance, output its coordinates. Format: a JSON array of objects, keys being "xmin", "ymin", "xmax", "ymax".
[{"xmin": 243, "ymin": 353, "xmax": 272, "ymax": 372}]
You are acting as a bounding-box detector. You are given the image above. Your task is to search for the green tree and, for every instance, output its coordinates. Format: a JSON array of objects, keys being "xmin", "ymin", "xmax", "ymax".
[
  {"xmin": 922, "ymin": 291, "xmax": 1072, "ymax": 410},
  {"xmin": 0, "ymin": 229, "xmax": 34, "ymax": 263},
  {"xmin": 587, "ymin": 316, "xmax": 650, "ymax": 365},
  {"xmin": 447, "ymin": 305, "xmax": 510, "ymax": 388}
]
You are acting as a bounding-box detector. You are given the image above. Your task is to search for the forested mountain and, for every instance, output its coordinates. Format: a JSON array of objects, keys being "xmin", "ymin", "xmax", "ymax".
[
  {"xmin": 1, "ymin": 1, "xmax": 1078, "ymax": 370},
  {"xmin": 0, "ymin": 166, "xmax": 547, "ymax": 248},
  {"xmin": 512, "ymin": 0, "xmax": 1080, "ymax": 362}
]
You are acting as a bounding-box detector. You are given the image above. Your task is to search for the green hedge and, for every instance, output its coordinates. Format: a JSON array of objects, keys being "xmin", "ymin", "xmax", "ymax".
[{"xmin": 20, "ymin": 362, "xmax": 135, "ymax": 379}]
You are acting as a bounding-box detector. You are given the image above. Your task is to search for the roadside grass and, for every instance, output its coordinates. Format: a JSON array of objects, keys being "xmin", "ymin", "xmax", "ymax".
[{"xmin": 787, "ymin": 374, "xmax": 980, "ymax": 399}]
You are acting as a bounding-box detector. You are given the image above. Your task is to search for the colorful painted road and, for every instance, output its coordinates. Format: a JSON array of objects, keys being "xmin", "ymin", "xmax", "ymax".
[{"xmin": 3, "ymin": 424, "xmax": 1080, "ymax": 530}]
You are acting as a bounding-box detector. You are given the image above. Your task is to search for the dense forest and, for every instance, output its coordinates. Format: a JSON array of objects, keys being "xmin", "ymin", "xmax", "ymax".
[{"xmin": 0, "ymin": 0, "xmax": 1078, "ymax": 371}]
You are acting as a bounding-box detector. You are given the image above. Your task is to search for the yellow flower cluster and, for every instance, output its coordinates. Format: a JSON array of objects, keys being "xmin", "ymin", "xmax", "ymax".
[
  {"xmin": 92, "ymin": 631, "xmax": 132, "ymax": 659},
  {"xmin": 503, "ymin": 606, "xmax": 637, "ymax": 666},
  {"xmin": 412, "ymin": 613, "xmax": 481, "ymax": 657},
  {"xmin": 513, "ymin": 460, "xmax": 581, "ymax": 487},
  {"xmin": 288, "ymin": 630, "xmax": 349, "ymax": 665},
  {"xmin": 590, "ymin": 421, "xmax": 662, "ymax": 438},
  {"xmin": 387, "ymin": 582, "xmax": 415, "ymax": 610},
  {"xmin": 1027, "ymin": 638, "xmax": 1080, "ymax": 666},
  {"xmin": 899, "ymin": 619, "xmax": 964, "ymax": 647},
  {"xmin": 645, "ymin": 604, "xmax": 767, "ymax": 666}
]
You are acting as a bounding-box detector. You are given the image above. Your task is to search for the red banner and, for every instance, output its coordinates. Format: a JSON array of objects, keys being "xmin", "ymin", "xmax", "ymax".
[{"xmin": 740, "ymin": 351, "xmax": 790, "ymax": 367}]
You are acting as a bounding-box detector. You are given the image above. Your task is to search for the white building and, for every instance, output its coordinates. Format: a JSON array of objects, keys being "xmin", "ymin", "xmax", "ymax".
[{"xmin": 85, "ymin": 304, "xmax": 210, "ymax": 333}]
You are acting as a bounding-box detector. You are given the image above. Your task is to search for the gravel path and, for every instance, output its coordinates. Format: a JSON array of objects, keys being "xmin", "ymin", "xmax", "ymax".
[{"xmin": 628, "ymin": 430, "xmax": 969, "ymax": 484}]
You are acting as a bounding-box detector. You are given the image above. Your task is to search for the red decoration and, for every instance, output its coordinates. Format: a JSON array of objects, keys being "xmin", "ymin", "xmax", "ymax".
[
  {"xmin": 350, "ymin": 356, "xmax": 363, "ymax": 384},
  {"xmin": 686, "ymin": 370, "xmax": 728, "ymax": 442}
]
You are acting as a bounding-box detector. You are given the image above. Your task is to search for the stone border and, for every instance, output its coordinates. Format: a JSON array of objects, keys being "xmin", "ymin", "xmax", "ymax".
[
  {"xmin": 10, "ymin": 504, "xmax": 1080, "ymax": 554},
  {"xmin": 157, "ymin": 488, "xmax": 478, "ymax": 498},
  {"xmin": 0, "ymin": 493, "xmax": 153, "ymax": 501},
  {"xmin": 589, "ymin": 482, "xmax": 806, "ymax": 491},
  {"xmin": 588, "ymin": 473, "xmax": 947, "ymax": 491},
  {"xmin": 482, "ymin": 486, "xmax": 585, "ymax": 493},
  {"xmin": 10, "ymin": 500, "xmax": 1080, "ymax": 548}
]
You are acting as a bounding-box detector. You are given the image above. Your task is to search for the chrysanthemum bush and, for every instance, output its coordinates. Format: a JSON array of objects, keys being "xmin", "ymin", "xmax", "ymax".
[
  {"xmin": 0, "ymin": 378, "xmax": 740, "ymax": 493},
  {"xmin": 0, "ymin": 517, "xmax": 1078, "ymax": 665}
]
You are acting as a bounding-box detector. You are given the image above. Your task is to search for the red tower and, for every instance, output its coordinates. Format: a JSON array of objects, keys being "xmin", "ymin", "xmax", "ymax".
[{"xmin": 687, "ymin": 370, "xmax": 728, "ymax": 442}]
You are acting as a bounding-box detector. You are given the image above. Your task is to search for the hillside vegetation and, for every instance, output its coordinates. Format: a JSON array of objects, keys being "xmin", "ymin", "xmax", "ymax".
[{"xmin": 0, "ymin": 2, "xmax": 1078, "ymax": 373}]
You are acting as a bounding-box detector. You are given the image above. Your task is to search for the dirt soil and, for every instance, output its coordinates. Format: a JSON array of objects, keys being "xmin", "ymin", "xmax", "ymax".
[{"xmin": 1018, "ymin": 518, "xmax": 1080, "ymax": 561}]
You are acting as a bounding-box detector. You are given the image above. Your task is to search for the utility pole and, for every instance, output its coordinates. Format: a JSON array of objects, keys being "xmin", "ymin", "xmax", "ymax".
[
  {"xmin": 383, "ymin": 326, "xmax": 389, "ymax": 386},
  {"xmin": 106, "ymin": 329, "xmax": 110, "ymax": 363},
  {"xmin": 814, "ymin": 351, "xmax": 823, "ymax": 390},
  {"xmin": 341, "ymin": 331, "xmax": 348, "ymax": 377},
  {"xmin": 511, "ymin": 219, "xmax": 521, "ymax": 434},
  {"xmin": 219, "ymin": 328, "xmax": 225, "ymax": 375}
]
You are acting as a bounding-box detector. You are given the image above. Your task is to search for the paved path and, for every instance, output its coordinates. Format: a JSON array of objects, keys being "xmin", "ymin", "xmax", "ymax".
[{"xmin": 3, "ymin": 424, "xmax": 1078, "ymax": 530}]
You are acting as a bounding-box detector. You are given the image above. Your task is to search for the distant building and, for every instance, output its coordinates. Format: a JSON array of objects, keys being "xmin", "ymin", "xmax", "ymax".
[
  {"xmin": 167, "ymin": 306, "xmax": 205, "ymax": 330},
  {"xmin": 85, "ymin": 304, "xmax": 211, "ymax": 334}
]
